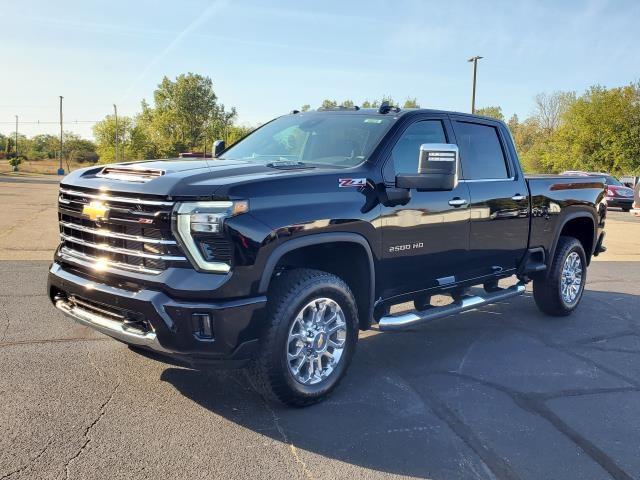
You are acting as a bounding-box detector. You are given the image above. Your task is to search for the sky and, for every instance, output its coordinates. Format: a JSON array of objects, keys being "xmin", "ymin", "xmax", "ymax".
[{"xmin": 1, "ymin": 0, "xmax": 639, "ymax": 139}]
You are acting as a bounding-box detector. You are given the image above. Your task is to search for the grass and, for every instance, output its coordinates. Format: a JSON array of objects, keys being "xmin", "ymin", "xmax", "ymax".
[{"xmin": 0, "ymin": 158, "xmax": 92, "ymax": 176}]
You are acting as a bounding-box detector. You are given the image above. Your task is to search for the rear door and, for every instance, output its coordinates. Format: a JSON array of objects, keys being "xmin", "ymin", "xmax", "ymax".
[{"xmin": 450, "ymin": 118, "xmax": 530, "ymax": 277}]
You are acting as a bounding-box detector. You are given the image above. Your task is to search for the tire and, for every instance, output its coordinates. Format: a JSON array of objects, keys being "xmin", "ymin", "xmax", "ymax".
[
  {"xmin": 533, "ymin": 236, "xmax": 587, "ymax": 316},
  {"xmin": 249, "ymin": 268, "xmax": 359, "ymax": 407},
  {"xmin": 622, "ymin": 207, "xmax": 631, "ymax": 212}
]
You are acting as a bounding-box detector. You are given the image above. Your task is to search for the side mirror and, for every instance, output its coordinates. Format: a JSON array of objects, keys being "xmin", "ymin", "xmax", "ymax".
[
  {"xmin": 396, "ymin": 143, "xmax": 459, "ymax": 191},
  {"xmin": 213, "ymin": 140, "xmax": 226, "ymax": 158}
]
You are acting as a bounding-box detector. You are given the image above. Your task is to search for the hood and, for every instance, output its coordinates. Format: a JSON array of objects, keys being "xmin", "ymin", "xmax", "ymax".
[{"xmin": 60, "ymin": 158, "xmax": 323, "ymax": 198}]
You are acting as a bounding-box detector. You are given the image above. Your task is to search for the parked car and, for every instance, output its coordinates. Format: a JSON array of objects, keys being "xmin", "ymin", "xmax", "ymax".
[
  {"xmin": 562, "ymin": 171, "xmax": 634, "ymax": 211},
  {"xmin": 620, "ymin": 175, "xmax": 639, "ymax": 189},
  {"xmin": 48, "ymin": 105, "xmax": 606, "ymax": 406}
]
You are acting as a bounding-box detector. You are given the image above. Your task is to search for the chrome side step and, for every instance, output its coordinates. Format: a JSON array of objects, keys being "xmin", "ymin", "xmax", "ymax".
[{"xmin": 378, "ymin": 283, "xmax": 526, "ymax": 331}]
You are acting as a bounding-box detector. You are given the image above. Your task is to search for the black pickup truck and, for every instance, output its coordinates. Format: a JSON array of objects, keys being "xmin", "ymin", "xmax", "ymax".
[{"xmin": 48, "ymin": 105, "xmax": 607, "ymax": 406}]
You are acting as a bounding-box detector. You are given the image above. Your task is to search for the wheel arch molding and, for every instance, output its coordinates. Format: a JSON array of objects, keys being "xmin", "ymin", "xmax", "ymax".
[
  {"xmin": 548, "ymin": 210, "xmax": 597, "ymax": 268},
  {"xmin": 258, "ymin": 232, "xmax": 376, "ymax": 330}
]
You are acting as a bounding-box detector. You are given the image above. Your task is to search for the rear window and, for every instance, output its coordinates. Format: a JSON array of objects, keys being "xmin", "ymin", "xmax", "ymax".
[
  {"xmin": 454, "ymin": 122, "xmax": 509, "ymax": 180},
  {"xmin": 604, "ymin": 175, "xmax": 623, "ymax": 186}
]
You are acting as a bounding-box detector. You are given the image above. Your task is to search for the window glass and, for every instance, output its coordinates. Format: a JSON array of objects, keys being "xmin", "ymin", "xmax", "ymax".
[
  {"xmin": 391, "ymin": 120, "xmax": 447, "ymax": 173},
  {"xmin": 221, "ymin": 114, "xmax": 394, "ymax": 167},
  {"xmin": 455, "ymin": 122, "xmax": 509, "ymax": 180},
  {"xmin": 604, "ymin": 175, "xmax": 622, "ymax": 186}
]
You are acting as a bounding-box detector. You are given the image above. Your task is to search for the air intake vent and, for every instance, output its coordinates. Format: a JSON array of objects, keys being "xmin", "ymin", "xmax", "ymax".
[{"xmin": 97, "ymin": 166, "xmax": 164, "ymax": 182}]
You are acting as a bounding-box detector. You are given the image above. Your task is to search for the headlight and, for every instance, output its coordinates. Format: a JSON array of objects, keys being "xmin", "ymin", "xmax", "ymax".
[{"xmin": 173, "ymin": 200, "xmax": 248, "ymax": 273}]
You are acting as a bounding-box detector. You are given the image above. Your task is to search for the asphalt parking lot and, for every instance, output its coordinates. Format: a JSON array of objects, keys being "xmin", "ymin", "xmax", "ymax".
[{"xmin": 1, "ymin": 178, "xmax": 640, "ymax": 479}]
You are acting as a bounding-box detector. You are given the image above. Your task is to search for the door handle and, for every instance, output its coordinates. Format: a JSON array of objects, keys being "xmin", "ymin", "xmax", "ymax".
[
  {"xmin": 511, "ymin": 194, "xmax": 526, "ymax": 201},
  {"xmin": 448, "ymin": 198, "xmax": 468, "ymax": 207}
]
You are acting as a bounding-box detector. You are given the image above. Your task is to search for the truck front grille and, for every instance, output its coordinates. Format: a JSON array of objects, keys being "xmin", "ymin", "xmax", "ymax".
[{"xmin": 58, "ymin": 187, "xmax": 187, "ymax": 275}]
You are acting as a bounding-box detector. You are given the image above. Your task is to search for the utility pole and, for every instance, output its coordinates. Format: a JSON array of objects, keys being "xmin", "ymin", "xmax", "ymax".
[
  {"xmin": 113, "ymin": 104, "xmax": 119, "ymax": 163},
  {"xmin": 14, "ymin": 115, "xmax": 18, "ymax": 161},
  {"xmin": 58, "ymin": 96, "xmax": 64, "ymax": 175},
  {"xmin": 468, "ymin": 56, "xmax": 483, "ymax": 114}
]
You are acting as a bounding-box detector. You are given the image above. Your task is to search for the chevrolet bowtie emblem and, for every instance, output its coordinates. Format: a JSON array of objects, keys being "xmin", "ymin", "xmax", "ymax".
[{"xmin": 82, "ymin": 201, "xmax": 109, "ymax": 221}]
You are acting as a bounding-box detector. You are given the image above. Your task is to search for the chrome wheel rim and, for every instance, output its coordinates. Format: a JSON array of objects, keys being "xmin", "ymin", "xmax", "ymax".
[
  {"xmin": 286, "ymin": 297, "xmax": 347, "ymax": 385},
  {"xmin": 561, "ymin": 252, "xmax": 583, "ymax": 304}
]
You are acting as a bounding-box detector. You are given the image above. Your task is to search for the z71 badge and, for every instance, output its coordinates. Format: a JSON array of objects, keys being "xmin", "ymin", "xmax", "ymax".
[{"xmin": 338, "ymin": 178, "xmax": 367, "ymax": 188}]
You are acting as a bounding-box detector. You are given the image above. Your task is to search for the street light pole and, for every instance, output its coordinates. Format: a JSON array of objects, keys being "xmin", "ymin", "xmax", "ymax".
[
  {"xmin": 58, "ymin": 96, "xmax": 65, "ymax": 175},
  {"xmin": 468, "ymin": 56, "xmax": 483, "ymax": 114},
  {"xmin": 113, "ymin": 104, "xmax": 119, "ymax": 163}
]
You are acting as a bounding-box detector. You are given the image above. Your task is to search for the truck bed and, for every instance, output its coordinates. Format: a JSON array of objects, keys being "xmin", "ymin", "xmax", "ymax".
[{"xmin": 525, "ymin": 174, "xmax": 606, "ymax": 259}]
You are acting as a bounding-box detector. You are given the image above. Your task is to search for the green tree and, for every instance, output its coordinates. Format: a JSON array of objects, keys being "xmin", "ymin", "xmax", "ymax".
[
  {"xmin": 139, "ymin": 73, "xmax": 236, "ymax": 156},
  {"xmin": 5, "ymin": 133, "xmax": 28, "ymax": 159},
  {"xmin": 509, "ymin": 115, "xmax": 550, "ymax": 173},
  {"xmin": 93, "ymin": 115, "xmax": 151, "ymax": 163},
  {"xmin": 360, "ymin": 96, "xmax": 397, "ymax": 109},
  {"xmin": 63, "ymin": 132, "xmax": 97, "ymax": 163},
  {"xmin": 475, "ymin": 106, "xmax": 504, "ymax": 121},
  {"xmin": 320, "ymin": 99, "xmax": 337, "ymax": 109},
  {"xmin": 226, "ymin": 124, "xmax": 254, "ymax": 146},
  {"xmin": 340, "ymin": 99, "xmax": 355, "ymax": 108},
  {"xmin": 27, "ymin": 134, "xmax": 59, "ymax": 160},
  {"xmin": 300, "ymin": 104, "xmax": 311, "ymax": 112},
  {"xmin": 544, "ymin": 84, "xmax": 640, "ymax": 175},
  {"xmin": 403, "ymin": 97, "xmax": 420, "ymax": 108}
]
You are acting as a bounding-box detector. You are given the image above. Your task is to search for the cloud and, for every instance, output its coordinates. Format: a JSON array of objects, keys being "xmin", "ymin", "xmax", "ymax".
[{"xmin": 119, "ymin": 0, "xmax": 229, "ymax": 103}]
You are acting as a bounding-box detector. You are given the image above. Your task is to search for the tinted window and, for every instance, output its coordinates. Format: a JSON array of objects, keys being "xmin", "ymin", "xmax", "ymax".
[
  {"xmin": 455, "ymin": 122, "xmax": 509, "ymax": 180},
  {"xmin": 604, "ymin": 175, "xmax": 623, "ymax": 186},
  {"xmin": 392, "ymin": 120, "xmax": 447, "ymax": 173}
]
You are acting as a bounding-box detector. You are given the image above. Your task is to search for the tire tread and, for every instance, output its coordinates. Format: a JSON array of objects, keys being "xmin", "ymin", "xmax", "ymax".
[
  {"xmin": 249, "ymin": 268, "xmax": 357, "ymax": 407},
  {"xmin": 533, "ymin": 236, "xmax": 586, "ymax": 316}
]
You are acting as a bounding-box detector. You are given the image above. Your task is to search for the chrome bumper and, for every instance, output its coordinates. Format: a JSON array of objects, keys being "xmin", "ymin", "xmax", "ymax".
[{"xmin": 54, "ymin": 297, "xmax": 171, "ymax": 353}]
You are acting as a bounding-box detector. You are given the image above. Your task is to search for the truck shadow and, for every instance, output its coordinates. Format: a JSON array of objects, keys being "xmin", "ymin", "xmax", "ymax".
[{"xmin": 160, "ymin": 287, "xmax": 640, "ymax": 479}]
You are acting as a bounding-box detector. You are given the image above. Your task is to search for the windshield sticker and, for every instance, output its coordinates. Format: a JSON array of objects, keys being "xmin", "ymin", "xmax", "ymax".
[
  {"xmin": 339, "ymin": 178, "xmax": 367, "ymax": 188},
  {"xmin": 364, "ymin": 118, "xmax": 383, "ymax": 124}
]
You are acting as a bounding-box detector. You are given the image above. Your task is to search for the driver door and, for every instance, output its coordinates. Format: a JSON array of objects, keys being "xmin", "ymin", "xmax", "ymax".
[{"xmin": 379, "ymin": 116, "xmax": 472, "ymax": 299}]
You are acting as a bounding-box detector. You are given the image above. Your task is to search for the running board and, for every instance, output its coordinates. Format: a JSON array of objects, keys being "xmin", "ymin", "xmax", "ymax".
[{"xmin": 378, "ymin": 283, "xmax": 526, "ymax": 332}]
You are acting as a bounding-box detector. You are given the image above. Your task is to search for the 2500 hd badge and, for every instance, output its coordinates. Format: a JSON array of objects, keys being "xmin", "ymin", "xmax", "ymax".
[{"xmin": 389, "ymin": 242, "xmax": 424, "ymax": 253}]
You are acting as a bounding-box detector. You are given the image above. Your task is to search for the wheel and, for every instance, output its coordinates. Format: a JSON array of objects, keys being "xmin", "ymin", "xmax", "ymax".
[
  {"xmin": 249, "ymin": 268, "xmax": 358, "ymax": 406},
  {"xmin": 533, "ymin": 236, "xmax": 587, "ymax": 316},
  {"xmin": 622, "ymin": 207, "xmax": 631, "ymax": 212}
]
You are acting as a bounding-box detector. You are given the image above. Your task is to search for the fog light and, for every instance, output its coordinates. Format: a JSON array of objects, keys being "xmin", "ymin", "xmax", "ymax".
[{"xmin": 192, "ymin": 313, "xmax": 213, "ymax": 339}]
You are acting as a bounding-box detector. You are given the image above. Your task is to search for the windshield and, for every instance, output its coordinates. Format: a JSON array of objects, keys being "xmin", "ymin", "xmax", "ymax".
[
  {"xmin": 220, "ymin": 113, "xmax": 394, "ymax": 167},
  {"xmin": 605, "ymin": 175, "xmax": 623, "ymax": 186}
]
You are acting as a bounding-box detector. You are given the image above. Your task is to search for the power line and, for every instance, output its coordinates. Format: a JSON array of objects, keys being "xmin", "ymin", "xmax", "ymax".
[{"xmin": 0, "ymin": 120, "xmax": 101, "ymax": 124}]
